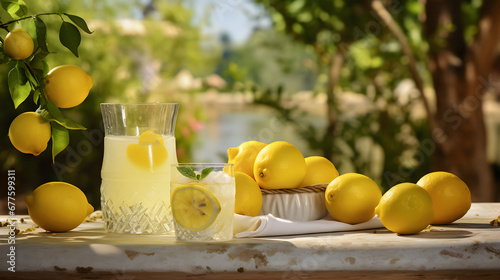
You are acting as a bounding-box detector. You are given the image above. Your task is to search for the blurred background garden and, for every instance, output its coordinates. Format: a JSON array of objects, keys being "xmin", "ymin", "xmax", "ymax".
[{"xmin": 2, "ymin": 0, "xmax": 500, "ymax": 214}]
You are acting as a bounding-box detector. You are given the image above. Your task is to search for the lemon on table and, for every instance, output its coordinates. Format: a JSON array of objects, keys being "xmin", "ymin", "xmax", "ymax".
[
  {"xmin": 253, "ymin": 141, "xmax": 306, "ymax": 189},
  {"xmin": 325, "ymin": 173, "xmax": 382, "ymax": 224},
  {"xmin": 3, "ymin": 29, "xmax": 34, "ymax": 60},
  {"xmin": 375, "ymin": 183, "xmax": 434, "ymax": 235},
  {"xmin": 8, "ymin": 112, "xmax": 51, "ymax": 156},
  {"xmin": 171, "ymin": 185, "xmax": 221, "ymax": 232},
  {"xmin": 127, "ymin": 130, "xmax": 168, "ymax": 171},
  {"xmin": 25, "ymin": 182, "xmax": 94, "ymax": 232},
  {"xmin": 417, "ymin": 171, "xmax": 471, "ymax": 225},
  {"xmin": 44, "ymin": 65, "xmax": 93, "ymax": 108},
  {"xmin": 299, "ymin": 156, "xmax": 339, "ymax": 188},
  {"xmin": 227, "ymin": 141, "xmax": 267, "ymax": 180},
  {"xmin": 235, "ymin": 172, "xmax": 262, "ymax": 216}
]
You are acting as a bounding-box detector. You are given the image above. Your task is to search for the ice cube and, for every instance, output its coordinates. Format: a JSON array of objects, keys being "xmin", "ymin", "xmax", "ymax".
[{"xmin": 201, "ymin": 170, "xmax": 233, "ymax": 184}]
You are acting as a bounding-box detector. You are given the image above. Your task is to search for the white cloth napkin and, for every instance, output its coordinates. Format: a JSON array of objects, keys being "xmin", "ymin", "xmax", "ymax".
[{"xmin": 234, "ymin": 214, "xmax": 384, "ymax": 238}]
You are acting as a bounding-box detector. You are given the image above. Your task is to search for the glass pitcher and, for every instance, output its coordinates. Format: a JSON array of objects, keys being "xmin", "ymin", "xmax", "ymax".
[{"xmin": 100, "ymin": 103, "xmax": 178, "ymax": 234}]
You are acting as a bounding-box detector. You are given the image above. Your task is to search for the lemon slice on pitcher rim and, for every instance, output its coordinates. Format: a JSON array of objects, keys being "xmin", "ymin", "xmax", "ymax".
[{"xmin": 171, "ymin": 185, "xmax": 221, "ymax": 232}]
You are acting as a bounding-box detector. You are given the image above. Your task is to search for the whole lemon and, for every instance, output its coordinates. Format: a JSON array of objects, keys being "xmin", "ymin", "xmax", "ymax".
[
  {"xmin": 44, "ymin": 65, "xmax": 94, "ymax": 108},
  {"xmin": 325, "ymin": 173, "xmax": 382, "ymax": 224},
  {"xmin": 375, "ymin": 183, "xmax": 434, "ymax": 235},
  {"xmin": 8, "ymin": 112, "xmax": 51, "ymax": 156},
  {"xmin": 253, "ymin": 141, "xmax": 306, "ymax": 189},
  {"xmin": 3, "ymin": 29, "xmax": 34, "ymax": 60},
  {"xmin": 234, "ymin": 172, "xmax": 263, "ymax": 216},
  {"xmin": 25, "ymin": 182, "xmax": 94, "ymax": 232},
  {"xmin": 416, "ymin": 172, "xmax": 471, "ymax": 225},
  {"xmin": 228, "ymin": 141, "xmax": 267, "ymax": 180},
  {"xmin": 299, "ymin": 156, "xmax": 339, "ymax": 188}
]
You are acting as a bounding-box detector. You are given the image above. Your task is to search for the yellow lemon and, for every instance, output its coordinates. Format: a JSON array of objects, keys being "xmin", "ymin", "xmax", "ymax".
[
  {"xmin": 299, "ymin": 156, "xmax": 339, "ymax": 188},
  {"xmin": 325, "ymin": 173, "xmax": 382, "ymax": 224},
  {"xmin": 44, "ymin": 65, "xmax": 93, "ymax": 108},
  {"xmin": 227, "ymin": 141, "xmax": 267, "ymax": 180},
  {"xmin": 253, "ymin": 141, "xmax": 306, "ymax": 189},
  {"xmin": 3, "ymin": 29, "xmax": 34, "ymax": 60},
  {"xmin": 235, "ymin": 172, "xmax": 262, "ymax": 216},
  {"xmin": 25, "ymin": 182, "xmax": 94, "ymax": 232},
  {"xmin": 375, "ymin": 183, "xmax": 434, "ymax": 235},
  {"xmin": 8, "ymin": 112, "xmax": 51, "ymax": 156},
  {"xmin": 416, "ymin": 172, "xmax": 471, "ymax": 225},
  {"xmin": 127, "ymin": 130, "xmax": 168, "ymax": 172},
  {"xmin": 171, "ymin": 185, "xmax": 221, "ymax": 232}
]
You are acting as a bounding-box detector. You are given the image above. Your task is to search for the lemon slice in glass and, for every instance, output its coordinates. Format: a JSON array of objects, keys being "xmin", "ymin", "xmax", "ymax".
[
  {"xmin": 171, "ymin": 185, "xmax": 221, "ymax": 232},
  {"xmin": 127, "ymin": 130, "xmax": 168, "ymax": 171}
]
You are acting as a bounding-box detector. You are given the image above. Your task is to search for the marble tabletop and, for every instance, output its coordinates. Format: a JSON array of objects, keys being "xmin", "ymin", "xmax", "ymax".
[{"xmin": 2, "ymin": 203, "xmax": 500, "ymax": 279}]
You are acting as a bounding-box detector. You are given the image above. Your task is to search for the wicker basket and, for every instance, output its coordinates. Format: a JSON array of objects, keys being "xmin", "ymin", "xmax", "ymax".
[{"xmin": 260, "ymin": 184, "xmax": 329, "ymax": 221}]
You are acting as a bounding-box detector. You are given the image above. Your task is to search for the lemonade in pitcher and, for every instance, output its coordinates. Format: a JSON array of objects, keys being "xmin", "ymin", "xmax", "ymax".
[{"xmin": 100, "ymin": 103, "xmax": 178, "ymax": 234}]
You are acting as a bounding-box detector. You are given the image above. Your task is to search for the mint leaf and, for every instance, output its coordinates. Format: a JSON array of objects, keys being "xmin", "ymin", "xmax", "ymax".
[
  {"xmin": 200, "ymin": 167, "xmax": 215, "ymax": 180},
  {"xmin": 59, "ymin": 21, "xmax": 81, "ymax": 57},
  {"xmin": 51, "ymin": 122, "xmax": 69, "ymax": 162},
  {"xmin": 177, "ymin": 167, "xmax": 197, "ymax": 180}
]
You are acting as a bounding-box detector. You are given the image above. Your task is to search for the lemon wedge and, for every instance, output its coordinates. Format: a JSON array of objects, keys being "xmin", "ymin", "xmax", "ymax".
[
  {"xmin": 127, "ymin": 130, "xmax": 168, "ymax": 171},
  {"xmin": 171, "ymin": 185, "xmax": 221, "ymax": 232}
]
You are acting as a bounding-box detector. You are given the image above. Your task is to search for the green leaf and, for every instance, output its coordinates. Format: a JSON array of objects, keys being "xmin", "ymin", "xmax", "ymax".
[
  {"xmin": 200, "ymin": 167, "xmax": 214, "ymax": 180},
  {"xmin": 27, "ymin": 18, "xmax": 38, "ymax": 49},
  {"xmin": 38, "ymin": 98, "xmax": 87, "ymax": 130},
  {"xmin": 33, "ymin": 89, "xmax": 41, "ymax": 104},
  {"xmin": 0, "ymin": 46, "xmax": 9, "ymax": 64},
  {"xmin": 30, "ymin": 52, "xmax": 50, "ymax": 77},
  {"xmin": 8, "ymin": 63, "xmax": 31, "ymax": 108},
  {"xmin": 18, "ymin": 61, "xmax": 36, "ymax": 86},
  {"xmin": 51, "ymin": 122, "xmax": 69, "ymax": 162},
  {"xmin": 64, "ymin": 13, "xmax": 93, "ymax": 34},
  {"xmin": 1, "ymin": 0, "xmax": 28, "ymax": 19},
  {"xmin": 33, "ymin": 16, "xmax": 49, "ymax": 52},
  {"xmin": 59, "ymin": 21, "xmax": 81, "ymax": 57},
  {"xmin": 177, "ymin": 167, "xmax": 197, "ymax": 180}
]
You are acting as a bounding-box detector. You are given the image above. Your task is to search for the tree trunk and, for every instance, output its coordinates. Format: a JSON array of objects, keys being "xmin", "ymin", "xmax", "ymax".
[
  {"xmin": 323, "ymin": 52, "xmax": 344, "ymax": 160},
  {"xmin": 424, "ymin": 0, "xmax": 500, "ymax": 201}
]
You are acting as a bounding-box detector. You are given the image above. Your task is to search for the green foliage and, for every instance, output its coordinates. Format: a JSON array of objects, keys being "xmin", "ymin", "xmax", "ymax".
[
  {"xmin": 245, "ymin": 0, "xmax": 440, "ymax": 190},
  {"xmin": 1, "ymin": 1, "xmax": 92, "ymax": 160}
]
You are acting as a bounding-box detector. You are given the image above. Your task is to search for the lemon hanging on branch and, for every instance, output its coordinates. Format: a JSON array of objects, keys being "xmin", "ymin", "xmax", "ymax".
[
  {"xmin": 8, "ymin": 112, "xmax": 51, "ymax": 156},
  {"xmin": 1, "ymin": 3, "xmax": 94, "ymax": 160},
  {"xmin": 44, "ymin": 65, "xmax": 94, "ymax": 108},
  {"xmin": 3, "ymin": 28, "xmax": 34, "ymax": 60}
]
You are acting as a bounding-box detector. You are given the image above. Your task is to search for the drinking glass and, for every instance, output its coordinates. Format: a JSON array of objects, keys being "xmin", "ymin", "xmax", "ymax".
[
  {"xmin": 170, "ymin": 163, "xmax": 235, "ymax": 241},
  {"xmin": 100, "ymin": 103, "xmax": 178, "ymax": 234}
]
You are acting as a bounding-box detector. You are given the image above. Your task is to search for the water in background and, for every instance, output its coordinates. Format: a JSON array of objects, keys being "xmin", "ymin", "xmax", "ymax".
[{"xmin": 191, "ymin": 105, "xmax": 326, "ymax": 163}]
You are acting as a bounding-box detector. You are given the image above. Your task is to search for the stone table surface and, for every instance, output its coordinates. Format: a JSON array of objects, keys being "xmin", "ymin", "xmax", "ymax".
[{"xmin": 1, "ymin": 203, "xmax": 500, "ymax": 279}]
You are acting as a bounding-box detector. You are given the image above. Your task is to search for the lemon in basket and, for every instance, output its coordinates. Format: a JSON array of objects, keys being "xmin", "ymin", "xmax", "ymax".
[
  {"xmin": 254, "ymin": 141, "xmax": 306, "ymax": 189},
  {"xmin": 325, "ymin": 173, "xmax": 382, "ymax": 224},
  {"xmin": 171, "ymin": 185, "xmax": 221, "ymax": 232},
  {"xmin": 228, "ymin": 141, "xmax": 267, "ymax": 180},
  {"xmin": 300, "ymin": 156, "xmax": 339, "ymax": 187}
]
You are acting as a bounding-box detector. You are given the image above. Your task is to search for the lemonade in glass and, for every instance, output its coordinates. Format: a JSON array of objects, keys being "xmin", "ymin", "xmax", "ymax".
[
  {"xmin": 170, "ymin": 163, "xmax": 235, "ymax": 241},
  {"xmin": 100, "ymin": 103, "xmax": 178, "ymax": 234}
]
